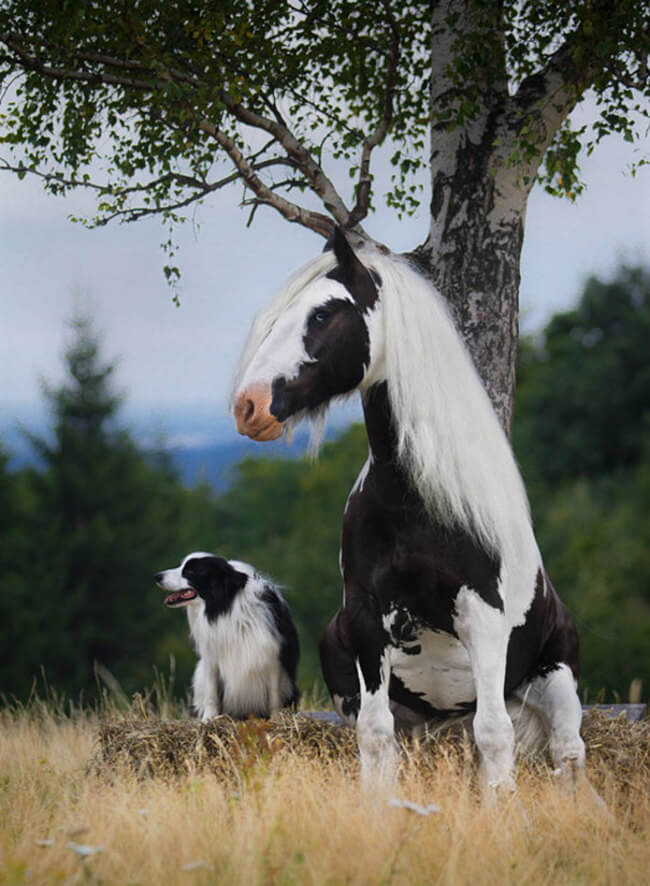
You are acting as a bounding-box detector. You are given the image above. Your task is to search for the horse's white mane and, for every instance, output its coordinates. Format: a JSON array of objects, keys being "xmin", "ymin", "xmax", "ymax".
[
  {"xmin": 233, "ymin": 242, "xmax": 534, "ymax": 560},
  {"xmin": 360, "ymin": 245, "xmax": 534, "ymax": 561}
]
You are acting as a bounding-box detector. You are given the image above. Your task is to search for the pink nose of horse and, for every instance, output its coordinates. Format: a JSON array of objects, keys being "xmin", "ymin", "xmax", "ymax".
[{"xmin": 234, "ymin": 387, "xmax": 284, "ymax": 441}]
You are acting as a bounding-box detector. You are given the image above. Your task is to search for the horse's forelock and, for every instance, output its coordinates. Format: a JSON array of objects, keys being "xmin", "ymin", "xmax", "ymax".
[{"xmin": 230, "ymin": 251, "xmax": 337, "ymax": 406}]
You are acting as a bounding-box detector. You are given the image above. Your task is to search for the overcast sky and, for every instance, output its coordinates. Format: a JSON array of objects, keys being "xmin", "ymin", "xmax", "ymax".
[{"xmin": 1, "ymin": 96, "xmax": 649, "ymax": 444}]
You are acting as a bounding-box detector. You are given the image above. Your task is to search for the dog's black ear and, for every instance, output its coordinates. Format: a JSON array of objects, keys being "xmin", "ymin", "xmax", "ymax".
[
  {"xmin": 183, "ymin": 555, "xmax": 247, "ymax": 596},
  {"xmin": 223, "ymin": 568, "xmax": 247, "ymax": 595}
]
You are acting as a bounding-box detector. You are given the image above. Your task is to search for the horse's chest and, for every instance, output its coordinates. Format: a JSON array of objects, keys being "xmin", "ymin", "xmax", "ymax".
[{"xmin": 384, "ymin": 612, "xmax": 476, "ymax": 710}]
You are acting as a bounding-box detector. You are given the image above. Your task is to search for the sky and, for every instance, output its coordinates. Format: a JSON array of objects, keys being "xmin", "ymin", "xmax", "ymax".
[{"xmin": 1, "ymin": 95, "xmax": 649, "ymax": 447}]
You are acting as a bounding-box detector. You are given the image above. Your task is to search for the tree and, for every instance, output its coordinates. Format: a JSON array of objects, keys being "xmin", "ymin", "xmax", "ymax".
[
  {"xmin": 512, "ymin": 266, "xmax": 650, "ymax": 701},
  {"xmin": 514, "ymin": 266, "xmax": 650, "ymax": 490},
  {"xmin": 1, "ymin": 2, "xmax": 648, "ymax": 429},
  {"xmin": 0, "ymin": 316, "xmax": 219, "ymax": 700},
  {"xmin": 0, "ymin": 449, "xmax": 39, "ymax": 700},
  {"xmin": 534, "ymin": 462, "xmax": 650, "ymax": 702}
]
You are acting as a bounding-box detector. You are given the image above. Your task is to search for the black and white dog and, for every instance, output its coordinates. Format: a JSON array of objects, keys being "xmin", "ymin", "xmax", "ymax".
[{"xmin": 155, "ymin": 553, "xmax": 300, "ymax": 720}]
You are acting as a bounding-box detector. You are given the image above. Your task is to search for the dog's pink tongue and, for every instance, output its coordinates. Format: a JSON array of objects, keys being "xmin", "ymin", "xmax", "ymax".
[{"xmin": 164, "ymin": 589, "xmax": 196, "ymax": 606}]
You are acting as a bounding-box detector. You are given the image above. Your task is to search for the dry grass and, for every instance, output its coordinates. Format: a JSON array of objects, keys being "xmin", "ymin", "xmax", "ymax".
[{"xmin": 1, "ymin": 699, "xmax": 648, "ymax": 886}]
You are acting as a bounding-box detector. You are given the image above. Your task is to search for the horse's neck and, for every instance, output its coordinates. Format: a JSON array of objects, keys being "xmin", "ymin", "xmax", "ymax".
[{"xmin": 362, "ymin": 382, "xmax": 400, "ymax": 465}]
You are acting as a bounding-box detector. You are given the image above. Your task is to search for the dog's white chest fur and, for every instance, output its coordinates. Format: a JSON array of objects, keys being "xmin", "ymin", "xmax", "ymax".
[
  {"xmin": 187, "ymin": 594, "xmax": 288, "ymax": 719},
  {"xmin": 156, "ymin": 553, "xmax": 298, "ymax": 720}
]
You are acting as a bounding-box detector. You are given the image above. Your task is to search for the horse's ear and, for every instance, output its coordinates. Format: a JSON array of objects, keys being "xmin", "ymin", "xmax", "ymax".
[
  {"xmin": 331, "ymin": 226, "xmax": 366, "ymax": 284},
  {"xmin": 326, "ymin": 226, "xmax": 379, "ymax": 309}
]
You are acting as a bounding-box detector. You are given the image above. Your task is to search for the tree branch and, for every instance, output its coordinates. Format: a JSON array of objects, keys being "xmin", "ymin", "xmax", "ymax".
[
  {"xmin": 0, "ymin": 150, "xmax": 304, "ymax": 226},
  {"xmin": 217, "ymin": 91, "xmax": 352, "ymax": 227},
  {"xmin": 0, "ymin": 157, "xmax": 106, "ymax": 191},
  {"xmin": 199, "ymin": 118, "xmax": 334, "ymax": 237},
  {"xmin": 1, "ymin": 33, "xmax": 155, "ymax": 90},
  {"xmin": 0, "ymin": 30, "xmax": 352, "ymax": 237},
  {"xmin": 514, "ymin": 37, "xmax": 586, "ymax": 118},
  {"xmin": 347, "ymin": 0, "xmax": 399, "ymax": 229}
]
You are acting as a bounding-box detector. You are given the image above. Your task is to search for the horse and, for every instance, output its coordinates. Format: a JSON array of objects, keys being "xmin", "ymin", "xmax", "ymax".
[{"xmin": 231, "ymin": 227, "xmax": 586, "ymax": 796}]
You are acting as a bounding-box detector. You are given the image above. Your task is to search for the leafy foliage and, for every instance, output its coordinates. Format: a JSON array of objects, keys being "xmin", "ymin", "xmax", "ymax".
[
  {"xmin": 534, "ymin": 461, "xmax": 650, "ymax": 701},
  {"xmin": 0, "ymin": 1, "xmax": 430, "ymax": 230},
  {"xmin": 515, "ymin": 267, "xmax": 650, "ymax": 488},
  {"xmin": 0, "ymin": 0, "xmax": 647, "ymax": 234}
]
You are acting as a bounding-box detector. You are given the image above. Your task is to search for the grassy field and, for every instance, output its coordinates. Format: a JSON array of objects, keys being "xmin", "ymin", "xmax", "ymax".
[{"xmin": 1, "ymin": 695, "xmax": 648, "ymax": 886}]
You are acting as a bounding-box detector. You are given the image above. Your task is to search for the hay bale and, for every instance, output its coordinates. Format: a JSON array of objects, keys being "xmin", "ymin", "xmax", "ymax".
[
  {"xmin": 90, "ymin": 712, "xmax": 360, "ymax": 781},
  {"xmin": 89, "ymin": 707, "xmax": 649, "ymax": 784},
  {"xmin": 581, "ymin": 707, "xmax": 650, "ymax": 783}
]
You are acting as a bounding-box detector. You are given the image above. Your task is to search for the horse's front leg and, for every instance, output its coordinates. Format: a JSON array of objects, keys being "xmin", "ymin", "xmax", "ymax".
[
  {"xmin": 346, "ymin": 605, "xmax": 398, "ymax": 789},
  {"xmin": 355, "ymin": 647, "xmax": 398, "ymax": 788},
  {"xmin": 454, "ymin": 586, "xmax": 515, "ymax": 798}
]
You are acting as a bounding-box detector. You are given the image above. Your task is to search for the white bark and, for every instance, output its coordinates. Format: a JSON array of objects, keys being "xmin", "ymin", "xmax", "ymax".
[{"xmin": 412, "ymin": 1, "xmax": 581, "ymax": 432}]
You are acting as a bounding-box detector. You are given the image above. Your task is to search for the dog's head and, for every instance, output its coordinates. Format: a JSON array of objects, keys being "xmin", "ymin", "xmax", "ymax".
[{"xmin": 155, "ymin": 553, "xmax": 249, "ymax": 621}]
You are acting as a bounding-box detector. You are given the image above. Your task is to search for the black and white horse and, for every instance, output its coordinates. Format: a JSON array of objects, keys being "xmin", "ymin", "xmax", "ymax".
[{"xmin": 232, "ymin": 229, "xmax": 585, "ymax": 795}]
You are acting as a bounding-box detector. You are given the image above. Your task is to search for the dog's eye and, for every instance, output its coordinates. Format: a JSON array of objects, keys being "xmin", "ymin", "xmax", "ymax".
[{"xmin": 312, "ymin": 309, "xmax": 330, "ymax": 327}]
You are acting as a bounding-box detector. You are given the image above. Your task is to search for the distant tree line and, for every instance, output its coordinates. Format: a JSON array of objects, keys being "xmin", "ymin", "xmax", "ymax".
[
  {"xmin": 514, "ymin": 266, "xmax": 650, "ymax": 701},
  {"xmin": 1, "ymin": 267, "xmax": 648, "ymax": 705},
  {"xmin": 0, "ymin": 318, "xmax": 218, "ymax": 702}
]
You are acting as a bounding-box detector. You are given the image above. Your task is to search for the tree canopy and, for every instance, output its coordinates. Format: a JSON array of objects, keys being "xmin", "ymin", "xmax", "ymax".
[
  {"xmin": 2, "ymin": 1, "xmax": 647, "ymax": 426},
  {"xmin": 513, "ymin": 266, "xmax": 650, "ymax": 700},
  {"xmin": 515, "ymin": 266, "xmax": 650, "ymax": 488},
  {"xmin": 1, "ymin": 1, "xmax": 648, "ymax": 240}
]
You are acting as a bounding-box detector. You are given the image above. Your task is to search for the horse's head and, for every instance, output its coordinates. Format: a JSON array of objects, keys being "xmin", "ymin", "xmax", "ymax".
[{"xmin": 233, "ymin": 228, "xmax": 381, "ymax": 441}]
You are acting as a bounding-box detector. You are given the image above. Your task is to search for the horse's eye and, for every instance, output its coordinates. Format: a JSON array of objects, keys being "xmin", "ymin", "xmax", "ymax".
[{"xmin": 312, "ymin": 310, "xmax": 330, "ymax": 326}]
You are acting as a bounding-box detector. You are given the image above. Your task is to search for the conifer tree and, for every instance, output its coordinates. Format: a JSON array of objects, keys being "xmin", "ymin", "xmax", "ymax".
[{"xmin": 8, "ymin": 317, "xmax": 200, "ymax": 699}]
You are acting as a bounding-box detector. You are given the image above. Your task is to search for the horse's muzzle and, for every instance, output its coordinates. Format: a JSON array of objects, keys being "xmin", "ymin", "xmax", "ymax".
[{"xmin": 234, "ymin": 386, "xmax": 284, "ymax": 441}]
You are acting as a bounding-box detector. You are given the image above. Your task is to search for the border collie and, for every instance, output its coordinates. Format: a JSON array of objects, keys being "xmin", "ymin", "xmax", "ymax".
[{"xmin": 155, "ymin": 553, "xmax": 300, "ymax": 720}]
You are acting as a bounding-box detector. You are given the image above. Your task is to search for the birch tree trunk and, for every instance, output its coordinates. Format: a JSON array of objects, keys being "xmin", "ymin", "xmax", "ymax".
[
  {"xmin": 409, "ymin": 1, "xmax": 577, "ymax": 433},
  {"xmin": 411, "ymin": 136, "xmax": 528, "ymax": 435}
]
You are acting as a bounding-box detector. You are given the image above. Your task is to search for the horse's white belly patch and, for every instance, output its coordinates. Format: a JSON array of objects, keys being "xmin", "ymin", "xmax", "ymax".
[{"xmin": 389, "ymin": 629, "xmax": 476, "ymax": 710}]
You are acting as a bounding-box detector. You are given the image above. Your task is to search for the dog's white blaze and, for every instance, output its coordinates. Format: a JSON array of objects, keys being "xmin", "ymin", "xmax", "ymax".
[{"xmin": 157, "ymin": 564, "xmax": 189, "ymax": 592}]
